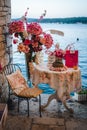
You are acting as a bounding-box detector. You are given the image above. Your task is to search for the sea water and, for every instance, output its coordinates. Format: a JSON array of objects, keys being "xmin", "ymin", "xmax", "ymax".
[{"xmin": 13, "ymin": 23, "xmax": 87, "ymax": 94}]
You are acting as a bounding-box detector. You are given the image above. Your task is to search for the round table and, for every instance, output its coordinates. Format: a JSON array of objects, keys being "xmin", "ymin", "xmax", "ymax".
[{"xmin": 32, "ymin": 63, "xmax": 82, "ymax": 113}]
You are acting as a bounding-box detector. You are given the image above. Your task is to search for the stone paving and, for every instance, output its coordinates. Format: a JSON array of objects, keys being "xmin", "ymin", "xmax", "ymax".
[
  {"xmin": 3, "ymin": 94, "xmax": 87, "ymax": 130},
  {"xmin": 3, "ymin": 116, "xmax": 87, "ymax": 130}
]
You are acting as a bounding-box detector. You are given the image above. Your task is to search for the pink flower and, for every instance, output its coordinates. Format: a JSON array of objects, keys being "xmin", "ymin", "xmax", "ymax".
[
  {"xmin": 41, "ymin": 33, "xmax": 53, "ymax": 49},
  {"xmin": 54, "ymin": 49, "xmax": 65, "ymax": 58},
  {"xmin": 27, "ymin": 22, "xmax": 43, "ymax": 35},
  {"xmin": 9, "ymin": 21, "xmax": 24, "ymax": 34}
]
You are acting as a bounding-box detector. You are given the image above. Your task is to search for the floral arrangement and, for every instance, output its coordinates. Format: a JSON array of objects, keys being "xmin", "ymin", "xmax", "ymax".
[
  {"xmin": 47, "ymin": 43, "xmax": 67, "ymax": 71},
  {"xmin": 46, "ymin": 43, "xmax": 65, "ymax": 59},
  {"xmin": 9, "ymin": 9, "xmax": 53, "ymax": 58},
  {"xmin": 54, "ymin": 48, "xmax": 65, "ymax": 59},
  {"xmin": 54, "ymin": 43, "xmax": 65, "ymax": 59}
]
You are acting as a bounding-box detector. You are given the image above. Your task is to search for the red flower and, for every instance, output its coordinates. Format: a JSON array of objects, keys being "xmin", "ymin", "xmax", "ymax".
[
  {"xmin": 14, "ymin": 33, "xmax": 19, "ymax": 37},
  {"xmin": 13, "ymin": 39, "xmax": 18, "ymax": 44},
  {"xmin": 24, "ymin": 39, "xmax": 31, "ymax": 45},
  {"xmin": 0, "ymin": 64, "xmax": 2, "ymax": 71}
]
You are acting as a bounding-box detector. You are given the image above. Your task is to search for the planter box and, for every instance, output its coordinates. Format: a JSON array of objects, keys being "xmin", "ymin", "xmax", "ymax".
[
  {"xmin": 74, "ymin": 92, "xmax": 87, "ymax": 102},
  {"xmin": 0, "ymin": 103, "xmax": 8, "ymax": 130}
]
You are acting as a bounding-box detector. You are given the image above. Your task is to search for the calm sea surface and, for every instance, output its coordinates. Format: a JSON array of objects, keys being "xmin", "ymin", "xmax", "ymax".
[{"xmin": 13, "ymin": 23, "xmax": 87, "ymax": 93}]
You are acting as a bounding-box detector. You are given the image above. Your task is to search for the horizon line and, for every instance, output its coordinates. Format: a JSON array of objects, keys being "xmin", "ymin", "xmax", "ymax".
[{"xmin": 12, "ymin": 16, "xmax": 87, "ymax": 19}]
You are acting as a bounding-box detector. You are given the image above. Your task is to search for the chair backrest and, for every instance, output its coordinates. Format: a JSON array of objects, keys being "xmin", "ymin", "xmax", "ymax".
[
  {"xmin": 3, "ymin": 64, "xmax": 22, "ymax": 97},
  {"xmin": 3, "ymin": 64, "xmax": 21, "ymax": 75}
]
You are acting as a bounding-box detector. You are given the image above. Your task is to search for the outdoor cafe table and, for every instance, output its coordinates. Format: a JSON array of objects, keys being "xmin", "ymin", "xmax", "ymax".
[{"xmin": 32, "ymin": 63, "xmax": 82, "ymax": 113}]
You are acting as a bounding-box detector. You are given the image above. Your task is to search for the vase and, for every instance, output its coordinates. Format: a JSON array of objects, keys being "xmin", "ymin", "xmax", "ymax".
[
  {"xmin": 35, "ymin": 51, "xmax": 44, "ymax": 64},
  {"xmin": 25, "ymin": 51, "xmax": 32, "ymax": 80},
  {"xmin": 25, "ymin": 50, "xmax": 44, "ymax": 80}
]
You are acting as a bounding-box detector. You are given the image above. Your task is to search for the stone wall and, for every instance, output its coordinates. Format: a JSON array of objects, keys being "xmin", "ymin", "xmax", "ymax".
[{"xmin": 0, "ymin": 0, "xmax": 12, "ymax": 101}]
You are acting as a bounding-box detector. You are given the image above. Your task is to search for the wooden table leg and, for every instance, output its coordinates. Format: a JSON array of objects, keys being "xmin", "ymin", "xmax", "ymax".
[
  {"xmin": 56, "ymin": 89, "xmax": 74, "ymax": 113},
  {"xmin": 61, "ymin": 98, "xmax": 74, "ymax": 113},
  {"xmin": 41, "ymin": 91, "xmax": 74, "ymax": 113},
  {"xmin": 41, "ymin": 93, "xmax": 57, "ymax": 110}
]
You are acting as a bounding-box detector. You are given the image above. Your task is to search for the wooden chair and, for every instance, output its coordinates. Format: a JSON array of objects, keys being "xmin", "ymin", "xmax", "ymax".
[{"xmin": 3, "ymin": 64, "xmax": 43, "ymax": 117}]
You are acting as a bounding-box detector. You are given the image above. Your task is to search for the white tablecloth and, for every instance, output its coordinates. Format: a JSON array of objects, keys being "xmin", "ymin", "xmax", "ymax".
[{"xmin": 32, "ymin": 63, "xmax": 82, "ymax": 100}]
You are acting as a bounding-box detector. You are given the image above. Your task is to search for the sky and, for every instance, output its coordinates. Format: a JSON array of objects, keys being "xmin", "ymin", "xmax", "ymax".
[{"xmin": 11, "ymin": 0, "xmax": 87, "ymax": 18}]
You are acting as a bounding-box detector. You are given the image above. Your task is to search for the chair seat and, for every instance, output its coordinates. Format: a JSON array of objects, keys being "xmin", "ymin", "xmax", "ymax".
[{"xmin": 17, "ymin": 87, "xmax": 43, "ymax": 98}]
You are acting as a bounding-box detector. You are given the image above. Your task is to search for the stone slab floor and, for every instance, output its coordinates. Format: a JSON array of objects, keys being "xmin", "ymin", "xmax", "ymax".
[{"xmin": 3, "ymin": 94, "xmax": 87, "ymax": 130}]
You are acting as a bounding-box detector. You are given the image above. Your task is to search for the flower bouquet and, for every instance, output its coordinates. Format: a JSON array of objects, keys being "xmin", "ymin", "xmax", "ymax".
[{"xmin": 9, "ymin": 9, "xmax": 53, "ymax": 62}]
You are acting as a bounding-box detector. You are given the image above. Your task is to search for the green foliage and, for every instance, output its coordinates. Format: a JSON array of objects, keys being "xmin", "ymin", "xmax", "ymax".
[{"xmin": 78, "ymin": 89, "xmax": 87, "ymax": 94}]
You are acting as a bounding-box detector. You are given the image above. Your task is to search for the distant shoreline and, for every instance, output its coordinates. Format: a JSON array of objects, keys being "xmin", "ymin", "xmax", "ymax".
[{"xmin": 12, "ymin": 17, "xmax": 87, "ymax": 24}]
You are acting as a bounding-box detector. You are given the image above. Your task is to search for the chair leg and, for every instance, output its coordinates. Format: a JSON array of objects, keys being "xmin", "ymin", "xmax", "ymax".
[
  {"xmin": 27, "ymin": 98, "xmax": 29, "ymax": 116},
  {"xmin": 39, "ymin": 95, "xmax": 42, "ymax": 117},
  {"xmin": 18, "ymin": 97, "xmax": 20, "ymax": 112},
  {"xmin": 9, "ymin": 87, "xmax": 10, "ymax": 99}
]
